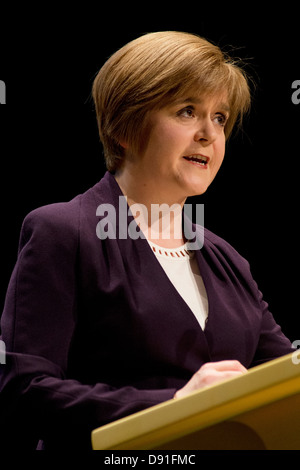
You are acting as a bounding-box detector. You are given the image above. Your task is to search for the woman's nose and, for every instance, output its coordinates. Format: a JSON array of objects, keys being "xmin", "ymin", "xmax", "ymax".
[{"xmin": 194, "ymin": 119, "xmax": 217, "ymax": 144}]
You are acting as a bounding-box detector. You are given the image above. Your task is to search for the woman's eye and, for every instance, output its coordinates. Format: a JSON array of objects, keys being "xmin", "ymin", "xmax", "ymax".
[
  {"xmin": 177, "ymin": 106, "xmax": 195, "ymax": 118},
  {"xmin": 214, "ymin": 113, "xmax": 228, "ymax": 126}
]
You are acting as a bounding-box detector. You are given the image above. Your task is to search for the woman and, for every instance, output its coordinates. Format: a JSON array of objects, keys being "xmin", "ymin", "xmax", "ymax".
[{"xmin": 0, "ymin": 31, "xmax": 294, "ymax": 450}]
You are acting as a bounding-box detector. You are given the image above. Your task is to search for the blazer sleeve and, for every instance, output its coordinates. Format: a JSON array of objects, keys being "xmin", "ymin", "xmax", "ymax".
[
  {"xmin": 250, "ymin": 286, "xmax": 295, "ymax": 367},
  {"xmin": 0, "ymin": 203, "xmax": 176, "ymax": 450}
]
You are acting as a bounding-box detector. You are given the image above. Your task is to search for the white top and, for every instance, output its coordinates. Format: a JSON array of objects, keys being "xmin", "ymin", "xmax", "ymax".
[{"xmin": 147, "ymin": 240, "xmax": 209, "ymax": 330}]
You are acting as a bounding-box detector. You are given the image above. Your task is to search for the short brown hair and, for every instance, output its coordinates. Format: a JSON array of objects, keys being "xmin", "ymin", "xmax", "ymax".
[{"xmin": 92, "ymin": 31, "xmax": 251, "ymax": 172}]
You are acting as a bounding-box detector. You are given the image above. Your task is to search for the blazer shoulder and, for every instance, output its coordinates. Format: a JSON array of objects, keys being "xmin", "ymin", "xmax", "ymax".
[
  {"xmin": 18, "ymin": 175, "xmax": 112, "ymax": 252},
  {"xmin": 202, "ymin": 226, "xmax": 250, "ymax": 270},
  {"xmin": 19, "ymin": 195, "xmax": 82, "ymax": 252},
  {"xmin": 24, "ymin": 195, "xmax": 81, "ymax": 227}
]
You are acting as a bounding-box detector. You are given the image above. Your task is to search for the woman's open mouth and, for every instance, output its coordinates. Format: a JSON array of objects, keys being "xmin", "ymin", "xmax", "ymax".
[{"xmin": 183, "ymin": 154, "xmax": 209, "ymax": 168}]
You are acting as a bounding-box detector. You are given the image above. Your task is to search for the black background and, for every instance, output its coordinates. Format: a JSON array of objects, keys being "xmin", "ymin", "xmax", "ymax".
[{"xmin": 0, "ymin": 5, "xmax": 299, "ymax": 343}]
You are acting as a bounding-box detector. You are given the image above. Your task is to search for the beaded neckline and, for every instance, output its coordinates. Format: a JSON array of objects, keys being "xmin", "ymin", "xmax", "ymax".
[{"xmin": 147, "ymin": 240, "xmax": 193, "ymax": 259}]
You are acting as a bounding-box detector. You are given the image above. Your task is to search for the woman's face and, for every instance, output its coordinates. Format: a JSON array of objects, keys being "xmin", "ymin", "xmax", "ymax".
[{"xmin": 123, "ymin": 92, "xmax": 229, "ymax": 204}]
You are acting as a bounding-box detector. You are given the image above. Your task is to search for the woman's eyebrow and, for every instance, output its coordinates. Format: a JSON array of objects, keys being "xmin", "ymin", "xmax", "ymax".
[
  {"xmin": 180, "ymin": 98, "xmax": 230, "ymax": 113},
  {"xmin": 181, "ymin": 97, "xmax": 201, "ymax": 104},
  {"xmin": 218, "ymin": 102, "xmax": 230, "ymax": 113}
]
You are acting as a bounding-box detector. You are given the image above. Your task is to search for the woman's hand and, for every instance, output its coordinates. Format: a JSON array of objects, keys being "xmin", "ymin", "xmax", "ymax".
[{"xmin": 174, "ymin": 360, "xmax": 247, "ymax": 399}]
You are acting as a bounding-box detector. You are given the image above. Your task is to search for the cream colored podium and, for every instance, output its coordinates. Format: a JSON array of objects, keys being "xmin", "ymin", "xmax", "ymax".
[{"xmin": 92, "ymin": 352, "xmax": 300, "ymax": 450}]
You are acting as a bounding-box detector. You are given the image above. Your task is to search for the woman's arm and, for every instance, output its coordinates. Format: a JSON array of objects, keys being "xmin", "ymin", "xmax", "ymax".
[{"xmin": 0, "ymin": 204, "xmax": 176, "ymax": 450}]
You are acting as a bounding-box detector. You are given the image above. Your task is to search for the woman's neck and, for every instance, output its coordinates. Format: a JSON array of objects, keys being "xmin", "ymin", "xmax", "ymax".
[{"xmin": 114, "ymin": 170, "xmax": 187, "ymax": 248}]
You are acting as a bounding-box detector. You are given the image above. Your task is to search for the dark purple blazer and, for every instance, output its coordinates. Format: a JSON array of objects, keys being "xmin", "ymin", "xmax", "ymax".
[{"xmin": 0, "ymin": 172, "xmax": 294, "ymax": 449}]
